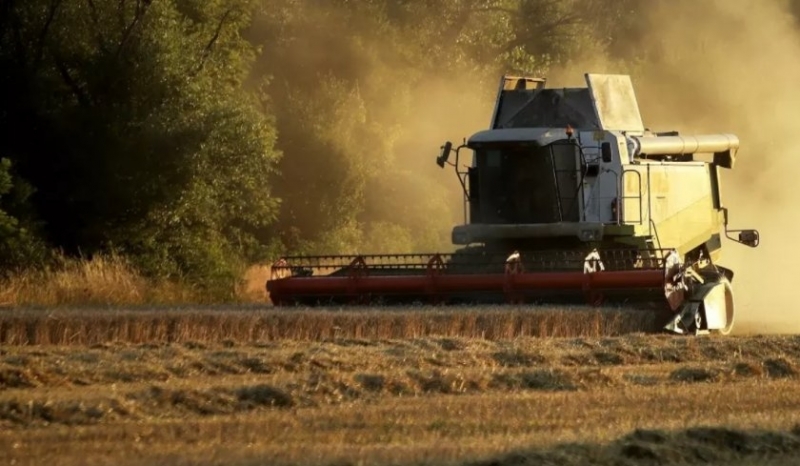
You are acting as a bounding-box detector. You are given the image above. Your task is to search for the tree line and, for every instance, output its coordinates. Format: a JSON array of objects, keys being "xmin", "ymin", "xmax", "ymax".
[{"xmin": 2, "ymin": 0, "xmax": 793, "ymax": 296}]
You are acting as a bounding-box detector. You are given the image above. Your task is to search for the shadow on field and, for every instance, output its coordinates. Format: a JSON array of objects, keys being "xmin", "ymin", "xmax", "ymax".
[{"xmin": 464, "ymin": 425, "xmax": 800, "ymax": 466}]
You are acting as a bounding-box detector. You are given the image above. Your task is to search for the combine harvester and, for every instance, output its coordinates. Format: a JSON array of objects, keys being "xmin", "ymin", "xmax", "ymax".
[{"xmin": 267, "ymin": 73, "xmax": 760, "ymax": 335}]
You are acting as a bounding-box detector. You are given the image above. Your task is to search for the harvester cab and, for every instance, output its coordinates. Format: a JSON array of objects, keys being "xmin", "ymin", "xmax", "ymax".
[{"xmin": 267, "ymin": 73, "xmax": 760, "ymax": 336}]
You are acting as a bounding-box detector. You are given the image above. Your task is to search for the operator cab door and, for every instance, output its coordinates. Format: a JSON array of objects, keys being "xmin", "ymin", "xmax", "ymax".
[{"xmin": 576, "ymin": 131, "xmax": 626, "ymax": 224}]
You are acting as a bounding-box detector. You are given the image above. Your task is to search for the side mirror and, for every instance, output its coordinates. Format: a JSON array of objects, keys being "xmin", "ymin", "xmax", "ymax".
[
  {"xmin": 722, "ymin": 207, "xmax": 760, "ymax": 247},
  {"xmin": 436, "ymin": 141, "xmax": 453, "ymax": 168},
  {"xmin": 601, "ymin": 142, "xmax": 613, "ymax": 163},
  {"xmin": 737, "ymin": 229, "xmax": 760, "ymax": 247}
]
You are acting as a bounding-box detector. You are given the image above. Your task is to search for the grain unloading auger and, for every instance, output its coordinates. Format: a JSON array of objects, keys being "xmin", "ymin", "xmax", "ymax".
[{"xmin": 267, "ymin": 73, "xmax": 760, "ymax": 335}]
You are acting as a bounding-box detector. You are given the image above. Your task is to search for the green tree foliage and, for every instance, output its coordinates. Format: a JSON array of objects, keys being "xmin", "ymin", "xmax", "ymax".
[
  {"xmin": 0, "ymin": 158, "xmax": 46, "ymax": 270},
  {"xmin": 0, "ymin": 0, "xmax": 280, "ymax": 294},
  {"xmin": 5, "ymin": 0, "xmax": 743, "ymax": 294}
]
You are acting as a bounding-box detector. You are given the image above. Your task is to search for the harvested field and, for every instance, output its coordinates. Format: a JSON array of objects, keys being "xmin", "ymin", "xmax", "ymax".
[
  {"xmin": 0, "ymin": 306, "xmax": 661, "ymax": 345},
  {"xmin": 1, "ymin": 309, "xmax": 800, "ymax": 466}
]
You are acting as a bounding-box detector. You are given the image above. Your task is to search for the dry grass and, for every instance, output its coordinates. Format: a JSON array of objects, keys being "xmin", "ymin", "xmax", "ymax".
[
  {"xmin": 0, "ymin": 254, "xmax": 205, "ymax": 307},
  {"xmin": 0, "ymin": 256, "xmax": 280, "ymax": 308},
  {"xmin": 0, "ymin": 306, "xmax": 660, "ymax": 345},
  {"xmin": 1, "ymin": 334, "xmax": 800, "ymax": 465}
]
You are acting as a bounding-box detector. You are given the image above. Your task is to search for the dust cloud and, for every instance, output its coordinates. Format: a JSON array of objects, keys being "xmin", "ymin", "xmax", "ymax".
[
  {"xmin": 388, "ymin": 77, "xmax": 497, "ymax": 235},
  {"xmin": 623, "ymin": 0, "xmax": 800, "ymax": 333},
  {"xmin": 440, "ymin": 0, "xmax": 800, "ymax": 332},
  {"xmin": 251, "ymin": 3, "xmax": 502, "ymax": 253}
]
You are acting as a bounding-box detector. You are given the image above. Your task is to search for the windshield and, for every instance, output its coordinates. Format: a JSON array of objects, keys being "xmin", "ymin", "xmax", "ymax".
[{"xmin": 472, "ymin": 143, "xmax": 581, "ymax": 224}]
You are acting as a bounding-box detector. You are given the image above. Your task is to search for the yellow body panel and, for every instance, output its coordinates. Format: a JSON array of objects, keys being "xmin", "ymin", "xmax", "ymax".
[{"xmin": 622, "ymin": 162, "xmax": 721, "ymax": 254}]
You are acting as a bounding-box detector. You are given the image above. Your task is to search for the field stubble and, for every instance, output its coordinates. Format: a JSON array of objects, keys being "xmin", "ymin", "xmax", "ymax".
[
  {"xmin": 1, "ymin": 312, "xmax": 800, "ymax": 465},
  {"xmin": 0, "ymin": 306, "xmax": 659, "ymax": 346}
]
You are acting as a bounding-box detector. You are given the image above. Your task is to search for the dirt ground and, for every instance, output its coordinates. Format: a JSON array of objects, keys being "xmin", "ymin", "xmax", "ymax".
[{"xmin": 2, "ymin": 317, "xmax": 800, "ymax": 466}]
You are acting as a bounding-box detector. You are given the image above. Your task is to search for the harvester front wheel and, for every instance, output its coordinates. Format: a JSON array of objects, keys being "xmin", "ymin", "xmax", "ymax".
[
  {"xmin": 708, "ymin": 279, "xmax": 735, "ymax": 335},
  {"xmin": 663, "ymin": 277, "xmax": 735, "ymax": 335},
  {"xmin": 694, "ymin": 278, "xmax": 735, "ymax": 335}
]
